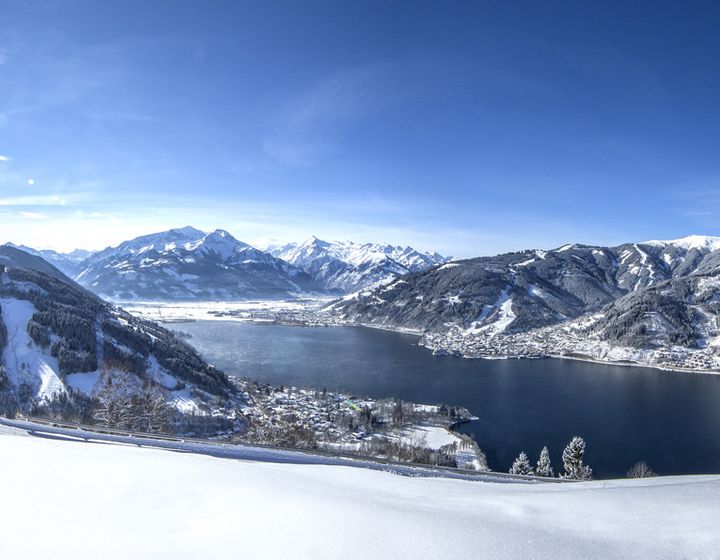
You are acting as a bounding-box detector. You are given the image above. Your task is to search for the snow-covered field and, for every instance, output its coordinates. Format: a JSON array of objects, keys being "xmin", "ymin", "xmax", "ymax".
[
  {"xmin": 1, "ymin": 429, "xmax": 718, "ymax": 559},
  {"xmin": 121, "ymin": 298, "xmax": 332, "ymax": 322},
  {"xmin": 400, "ymin": 424, "xmax": 461, "ymax": 449}
]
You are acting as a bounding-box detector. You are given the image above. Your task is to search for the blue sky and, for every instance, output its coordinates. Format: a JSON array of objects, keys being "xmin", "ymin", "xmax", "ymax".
[{"xmin": 1, "ymin": 0, "xmax": 720, "ymax": 256}]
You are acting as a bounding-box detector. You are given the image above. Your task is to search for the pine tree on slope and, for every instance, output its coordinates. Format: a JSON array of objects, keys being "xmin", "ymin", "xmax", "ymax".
[
  {"xmin": 536, "ymin": 446, "xmax": 554, "ymax": 477},
  {"xmin": 561, "ymin": 436, "xmax": 593, "ymax": 480},
  {"xmin": 509, "ymin": 451, "xmax": 534, "ymax": 476}
]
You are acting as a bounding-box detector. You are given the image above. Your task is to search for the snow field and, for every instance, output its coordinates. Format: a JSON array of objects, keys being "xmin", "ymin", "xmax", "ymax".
[
  {"xmin": 1, "ymin": 431, "xmax": 719, "ymax": 559},
  {"xmin": 0, "ymin": 297, "xmax": 65, "ymax": 401}
]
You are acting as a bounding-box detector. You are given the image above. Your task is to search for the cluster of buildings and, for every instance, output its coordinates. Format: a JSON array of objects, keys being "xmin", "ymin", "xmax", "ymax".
[
  {"xmin": 420, "ymin": 324, "xmax": 720, "ymax": 374},
  {"xmin": 233, "ymin": 379, "xmax": 483, "ymax": 467}
]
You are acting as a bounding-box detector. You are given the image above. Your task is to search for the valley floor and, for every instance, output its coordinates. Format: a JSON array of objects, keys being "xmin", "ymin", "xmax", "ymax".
[{"xmin": 1, "ymin": 427, "xmax": 719, "ymax": 559}]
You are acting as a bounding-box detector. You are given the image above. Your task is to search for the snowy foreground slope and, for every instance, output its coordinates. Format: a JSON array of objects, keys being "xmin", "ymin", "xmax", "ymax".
[{"xmin": 2, "ymin": 431, "xmax": 719, "ymax": 559}]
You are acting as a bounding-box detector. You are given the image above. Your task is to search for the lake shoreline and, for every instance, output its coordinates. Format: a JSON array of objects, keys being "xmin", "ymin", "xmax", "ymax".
[{"xmin": 161, "ymin": 318, "xmax": 720, "ymax": 477}]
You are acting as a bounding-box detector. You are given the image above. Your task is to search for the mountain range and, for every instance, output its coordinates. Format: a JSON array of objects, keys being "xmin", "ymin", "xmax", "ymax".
[
  {"xmin": 8, "ymin": 228, "xmax": 720, "ymax": 368},
  {"xmin": 3, "ymin": 228, "xmax": 449, "ymax": 300},
  {"xmin": 269, "ymin": 236, "xmax": 449, "ymax": 292},
  {"xmin": 330, "ymin": 235, "xmax": 720, "ymax": 361}
]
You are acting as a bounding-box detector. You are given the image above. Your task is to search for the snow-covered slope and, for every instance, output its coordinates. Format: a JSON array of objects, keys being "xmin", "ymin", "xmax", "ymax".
[
  {"xmin": 1, "ymin": 298, "xmax": 66, "ymax": 402},
  {"xmin": 271, "ymin": 236, "xmax": 450, "ymax": 292},
  {"xmin": 73, "ymin": 227, "xmax": 319, "ymax": 301},
  {"xmin": 2, "ymin": 430, "xmax": 718, "ymax": 559},
  {"xmin": 643, "ymin": 234, "xmax": 720, "ymax": 253}
]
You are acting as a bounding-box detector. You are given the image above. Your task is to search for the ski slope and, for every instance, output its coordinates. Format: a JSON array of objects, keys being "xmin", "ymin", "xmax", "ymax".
[
  {"xmin": 0, "ymin": 297, "xmax": 66, "ymax": 402},
  {"xmin": 1, "ymin": 427, "xmax": 718, "ymax": 559}
]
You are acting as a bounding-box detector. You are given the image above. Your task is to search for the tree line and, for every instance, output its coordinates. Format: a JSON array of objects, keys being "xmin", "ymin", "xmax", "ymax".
[
  {"xmin": 509, "ymin": 437, "xmax": 592, "ymax": 480},
  {"xmin": 509, "ymin": 437, "xmax": 656, "ymax": 479}
]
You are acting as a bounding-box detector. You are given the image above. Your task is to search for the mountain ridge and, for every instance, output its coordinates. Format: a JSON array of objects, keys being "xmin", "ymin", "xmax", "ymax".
[
  {"xmin": 4, "ymin": 228, "xmax": 451, "ymax": 299},
  {"xmin": 270, "ymin": 236, "xmax": 450, "ymax": 292},
  {"xmin": 328, "ymin": 235, "xmax": 720, "ymax": 368}
]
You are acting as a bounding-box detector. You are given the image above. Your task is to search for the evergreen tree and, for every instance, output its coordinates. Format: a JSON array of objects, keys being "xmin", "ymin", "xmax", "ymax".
[
  {"xmin": 536, "ymin": 446, "xmax": 554, "ymax": 477},
  {"xmin": 509, "ymin": 451, "xmax": 534, "ymax": 475},
  {"xmin": 561, "ymin": 436, "xmax": 593, "ymax": 480}
]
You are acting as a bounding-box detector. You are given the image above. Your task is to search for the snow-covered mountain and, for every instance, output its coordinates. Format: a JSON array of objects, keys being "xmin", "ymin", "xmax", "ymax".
[
  {"xmin": 331, "ymin": 235, "xmax": 720, "ymax": 354},
  {"xmin": 0, "ymin": 245, "xmax": 234, "ymax": 421},
  {"xmin": 73, "ymin": 227, "xmax": 319, "ymax": 300},
  {"xmin": 6, "ymin": 231, "xmax": 449, "ymax": 298},
  {"xmin": 270, "ymin": 236, "xmax": 450, "ymax": 292}
]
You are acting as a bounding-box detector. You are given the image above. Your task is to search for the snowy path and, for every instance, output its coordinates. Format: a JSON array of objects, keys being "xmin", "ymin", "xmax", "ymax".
[{"xmin": 1, "ymin": 426, "xmax": 718, "ymax": 559}]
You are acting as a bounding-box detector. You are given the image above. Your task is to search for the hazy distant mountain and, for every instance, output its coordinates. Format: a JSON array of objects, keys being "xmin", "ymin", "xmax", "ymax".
[
  {"xmin": 330, "ymin": 235, "xmax": 720, "ymax": 351},
  {"xmin": 4, "ymin": 243, "xmax": 93, "ymax": 278},
  {"xmin": 0, "ymin": 245, "xmax": 74, "ymax": 282},
  {"xmin": 270, "ymin": 236, "xmax": 450, "ymax": 292},
  {"xmin": 73, "ymin": 227, "xmax": 319, "ymax": 300}
]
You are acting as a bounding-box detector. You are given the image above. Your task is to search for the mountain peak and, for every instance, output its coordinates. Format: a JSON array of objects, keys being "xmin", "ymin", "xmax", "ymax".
[
  {"xmin": 210, "ymin": 228, "xmax": 234, "ymax": 238},
  {"xmin": 204, "ymin": 229, "xmax": 243, "ymax": 244},
  {"xmin": 183, "ymin": 229, "xmax": 248, "ymax": 259},
  {"xmin": 643, "ymin": 234, "xmax": 720, "ymax": 252},
  {"xmin": 72, "ymin": 227, "xmax": 317, "ymax": 300},
  {"xmin": 170, "ymin": 226, "xmax": 206, "ymax": 237}
]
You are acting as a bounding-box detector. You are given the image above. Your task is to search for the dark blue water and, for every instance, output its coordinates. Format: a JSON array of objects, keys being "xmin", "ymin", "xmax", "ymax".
[{"xmin": 174, "ymin": 321, "xmax": 720, "ymax": 479}]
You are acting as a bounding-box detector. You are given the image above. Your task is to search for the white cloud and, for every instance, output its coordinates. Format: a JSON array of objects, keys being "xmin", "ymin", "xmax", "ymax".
[
  {"xmin": 0, "ymin": 195, "xmax": 66, "ymax": 206},
  {"xmin": 0, "ymin": 155, "xmax": 10, "ymax": 162},
  {"xmin": 17, "ymin": 211, "xmax": 47, "ymax": 220}
]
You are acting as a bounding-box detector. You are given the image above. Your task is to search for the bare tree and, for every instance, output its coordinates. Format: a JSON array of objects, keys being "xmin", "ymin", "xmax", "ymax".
[
  {"xmin": 93, "ymin": 374, "xmax": 133, "ymax": 429},
  {"xmin": 626, "ymin": 461, "xmax": 656, "ymax": 478},
  {"xmin": 132, "ymin": 388, "xmax": 171, "ymax": 433}
]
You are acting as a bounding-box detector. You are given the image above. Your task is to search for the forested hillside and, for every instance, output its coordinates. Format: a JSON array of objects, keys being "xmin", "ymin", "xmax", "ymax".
[{"xmin": 0, "ymin": 247, "xmax": 235, "ymax": 432}]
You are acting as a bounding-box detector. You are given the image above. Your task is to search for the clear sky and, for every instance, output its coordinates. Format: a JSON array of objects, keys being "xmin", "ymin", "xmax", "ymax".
[{"xmin": 1, "ymin": 0, "xmax": 720, "ymax": 257}]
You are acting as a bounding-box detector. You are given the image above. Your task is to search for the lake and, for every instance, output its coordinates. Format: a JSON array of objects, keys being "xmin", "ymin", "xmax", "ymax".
[{"xmin": 172, "ymin": 320, "xmax": 720, "ymax": 479}]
